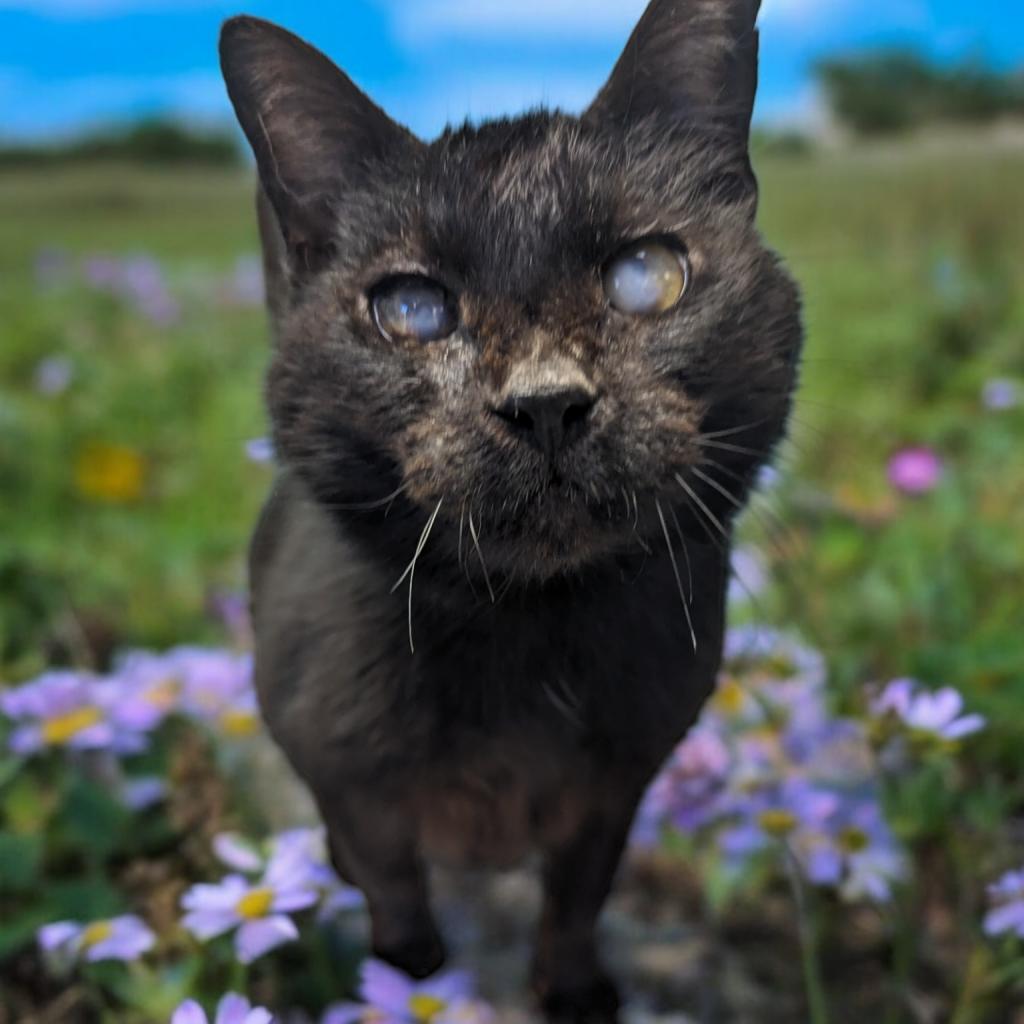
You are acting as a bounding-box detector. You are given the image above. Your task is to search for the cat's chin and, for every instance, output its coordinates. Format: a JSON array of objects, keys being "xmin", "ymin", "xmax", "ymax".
[{"xmin": 466, "ymin": 501, "xmax": 637, "ymax": 583}]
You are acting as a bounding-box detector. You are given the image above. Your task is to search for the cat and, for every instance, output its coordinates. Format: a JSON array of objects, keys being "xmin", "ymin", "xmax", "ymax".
[{"xmin": 219, "ymin": 1, "xmax": 802, "ymax": 1020}]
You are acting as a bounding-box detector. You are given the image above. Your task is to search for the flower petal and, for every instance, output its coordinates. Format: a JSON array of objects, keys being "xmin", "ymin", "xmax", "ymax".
[
  {"xmin": 172, "ymin": 1000, "xmax": 210, "ymax": 1024},
  {"xmin": 214, "ymin": 993, "xmax": 252, "ymax": 1024},
  {"xmin": 235, "ymin": 915, "xmax": 298, "ymax": 964},
  {"xmin": 360, "ymin": 958, "xmax": 415, "ymax": 1016}
]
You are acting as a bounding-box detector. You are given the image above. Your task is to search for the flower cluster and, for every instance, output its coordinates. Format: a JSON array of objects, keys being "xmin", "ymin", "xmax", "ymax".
[
  {"xmin": 1, "ymin": 646, "xmax": 257, "ymax": 759},
  {"xmin": 173, "ymin": 994, "xmax": 273, "ymax": 1024},
  {"xmin": 182, "ymin": 827, "xmax": 364, "ymax": 962},
  {"xmin": 33, "ymin": 248, "xmax": 265, "ymax": 326},
  {"xmin": 634, "ymin": 627, "xmax": 910, "ymax": 901},
  {"xmin": 39, "ymin": 915, "xmax": 155, "ymax": 968},
  {"xmin": 324, "ymin": 959, "xmax": 495, "ymax": 1024}
]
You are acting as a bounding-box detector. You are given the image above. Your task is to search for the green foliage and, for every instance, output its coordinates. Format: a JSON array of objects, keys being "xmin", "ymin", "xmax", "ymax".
[
  {"xmin": 817, "ymin": 51, "xmax": 1024, "ymax": 134},
  {"xmin": 0, "ymin": 118, "xmax": 243, "ymax": 169}
]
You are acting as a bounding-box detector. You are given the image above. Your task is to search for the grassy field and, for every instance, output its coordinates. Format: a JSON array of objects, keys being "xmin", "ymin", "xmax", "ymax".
[
  {"xmin": 2, "ymin": 144, "xmax": 1022, "ymax": 694},
  {"xmin": 1, "ymin": 140, "xmax": 1023, "ymax": 1020}
]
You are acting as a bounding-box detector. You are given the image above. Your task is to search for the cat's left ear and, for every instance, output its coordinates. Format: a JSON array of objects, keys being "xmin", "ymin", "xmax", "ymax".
[
  {"xmin": 585, "ymin": 0, "xmax": 761, "ymax": 142},
  {"xmin": 220, "ymin": 16, "xmax": 422, "ymax": 270}
]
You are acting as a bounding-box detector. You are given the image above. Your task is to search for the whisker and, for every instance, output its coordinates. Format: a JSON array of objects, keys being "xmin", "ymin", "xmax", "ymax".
[
  {"xmin": 391, "ymin": 497, "xmax": 445, "ymax": 654},
  {"xmin": 696, "ymin": 438, "xmax": 773, "ymax": 459},
  {"xmin": 458, "ymin": 502, "xmax": 466, "ymax": 571},
  {"xmin": 468, "ymin": 510, "xmax": 496, "ymax": 604},
  {"xmin": 699, "ymin": 418, "xmax": 775, "ymax": 440},
  {"xmin": 691, "ymin": 465, "xmax": 745, "ymax": 512},
  {"xmin": 310, "ymin": 482, "xmax": 410, "ymax": 513},
  {"xmin": 655, "ymin": 497, "xmax": 697, "ymax": 653},
  {"xmin": 667, "ymin": 503, "xmax": 694, "ymax": 603},
  {"xmin": 675, "ymin": 473, "xmax": 730, "ymax": 543}
]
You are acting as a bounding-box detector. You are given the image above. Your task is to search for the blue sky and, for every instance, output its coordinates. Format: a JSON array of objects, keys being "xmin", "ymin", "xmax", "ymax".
[{"xmin": 1, "ymin": 0, "xmax": 1022, "ymax": 141}]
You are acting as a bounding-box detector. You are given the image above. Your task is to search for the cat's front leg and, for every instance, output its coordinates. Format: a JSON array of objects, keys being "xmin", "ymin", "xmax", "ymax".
[
  {"xmin": 532, "ymin": 774, "xmax": 649, "ymax": 1024},
  {"xmin": 313, "ymin": 782, "xmax": 445, "ymax": 979}
]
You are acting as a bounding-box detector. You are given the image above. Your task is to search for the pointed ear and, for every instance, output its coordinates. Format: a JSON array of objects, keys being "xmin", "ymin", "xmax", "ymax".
[
  {"xmin": 585, "ymin": 0, "xmax": 761, "ymax": 141},
  {"xmin": 219, "ymin": 16, "xmax": 421, "ymax": 268}
]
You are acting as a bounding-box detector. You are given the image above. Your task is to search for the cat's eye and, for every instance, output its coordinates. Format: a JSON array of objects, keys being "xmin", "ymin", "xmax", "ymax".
[
  {"xmin": 370, "ymin": 275, "xmax": 458, "ymax": 343},
  {"xmin": 602, "ymin": 239, "xmax": 689, "ymax": 316}
]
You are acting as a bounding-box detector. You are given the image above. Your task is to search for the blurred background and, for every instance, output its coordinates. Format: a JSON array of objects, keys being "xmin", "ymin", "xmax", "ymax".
[
  {"xmin": 2, "ymin": 0, "xmax": 1023, "ymax": 691},
  {"xmin": 1, "ymin": 2, "xmax": 1023, "ymax": 1022}
]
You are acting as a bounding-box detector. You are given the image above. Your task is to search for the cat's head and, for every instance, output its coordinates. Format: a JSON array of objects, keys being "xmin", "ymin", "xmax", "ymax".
[{"xmin": 220, "ymin": 0, "xmax": 802, "ymax": 583}]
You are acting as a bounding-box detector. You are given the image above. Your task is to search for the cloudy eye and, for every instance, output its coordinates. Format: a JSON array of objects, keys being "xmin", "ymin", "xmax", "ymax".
[
  {"xmin": 603, "ymin": 239, "xmax": 689, "ymax": 316},
  {"xmin": 371, "ymin": 275, "xmax": 458, "ymax": 343}
]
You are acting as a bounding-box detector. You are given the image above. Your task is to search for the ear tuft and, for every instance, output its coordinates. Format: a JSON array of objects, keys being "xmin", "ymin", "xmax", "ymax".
[
  {"xmin": 219, "ymin": 15, "xmax": 420, "ymax": 264},
  {"xmin": 586, "ymin": 0, "xmax": 761, "ymax": 141}
]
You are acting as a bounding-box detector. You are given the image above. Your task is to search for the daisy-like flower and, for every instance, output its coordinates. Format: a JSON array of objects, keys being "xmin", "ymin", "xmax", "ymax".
[
  {"xmin": 1, "ymin": 672, "xmax": 149, "ymax": 756},
  {"xmin": 798, "ymin": 800, "xmax": 906, "ymax": 903},
  {"xmin": 245, "ymin": 438, "xmax": 275, "ymax": 465},
  {"xmin": 181, "ymin": 841, "xmax": 320, "ymax": 963},
  {"xmin": 212, "ymin": 828, "xmax": 364, "ymax": 918},
  {"xmin": 172, "ymin": 993, "xmax": 273, "ymax": 1024},
  {"xmin": 984, "ymin": 868, "xmax": 1024, "ymax": 939},
  {"xmin": 982, "ymin": 378, "xmax": 1020, "ymax": 412},
  {"xmin": 633, "ymin": 726, "xmax": 732, "ymax": 845},
  {"xmin": 171, "ymin": 648, "xmax": 259, "ymax": 737},
  {"xmin": 872, "ymin": 679, "xmax": 985, "ymax": 743},
  {"xmin": 39, "ymin": 915, "xmax": 155, "ymax": 966},
  {"xmin": 34, "ymin": 355, "xmax": 74, "ymax": 396},
  {"xmin": 323, "ymin": 959, "xmax": 492, "ymax": 1024},
  {"xmin": 887, "ymin": 447, "xmax": 943, "ymax": 495}
]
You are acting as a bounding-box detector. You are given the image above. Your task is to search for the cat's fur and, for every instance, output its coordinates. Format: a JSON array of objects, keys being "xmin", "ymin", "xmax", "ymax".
[{"xmin": 220, "ymin": 1, "xmax": 802, "ymax": 1019}]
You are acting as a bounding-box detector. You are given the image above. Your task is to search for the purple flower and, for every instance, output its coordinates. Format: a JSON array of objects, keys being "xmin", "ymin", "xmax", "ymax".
[
  {"xmin": 245, "ymin": 438, "xmax": 275, "ymax": 465},
  {"xmin": 982, "ymin": 378, "xmax": 1020, "ymax": 412},
  {"xmin": 1, "ymin": 672, "xmax": 149, "ymax": 756},
  {"xmin": 325, "ymin": 960, "xmax": 485, "ymax": 1024},
  {"xmin": 226, "ymin": 255, "xmax": 265, "ymax": 307},
  {"xmin": 39, "ymin": 915, "xmax": 154, "ymax": 966},
  {"xmin": 170, "ymin": 647, "xmax": 258, "ymax": 737},
  {"xmin": 716, "ymin": 779, "xmax": 840, "ymax": 864},
  {"xmin": 172, "ymin": 994, "xmax": 273, "ymax": 1024},
  {"xmin": 872, "ymin": 679, "xmax": 985, "ymax": 742},
  {"xmin": 728, "ymin": 546, "xmax": 768, "ymax": 607},
  {"xmin": 181, "ymin": 842, "xmax": 320, "ymax": 963},
  {"xmin": 797, "ymin": 800, "xmax": 905, "ymax": 903},
  {"xmin": 634, "ymin": 726, "xmax": 732, "ymax": 844},
  {"xmin": 119, "ymin": 775, "xmax": 168, "ymax": 811},
  {"xmin": 887, "ymin": 447, "xmax": 943, "ymax": 495},
  {"xmin": 34, "ymin": 356, "xmax": 74, "ymax": 396},
  {"xmin": 984, "ymin": 868, "xmax": 1024, "ymax": 938},
  {"xmin": 213, "ymin": 829, "xmax": 364, "ymax": 920},
  {"xmin": 83, "ymin": 252, "xmax": 179, "ymax": 325},
  {"xmin": 208, "ymin": 590, "xmax": 253, "ymax": 646}
]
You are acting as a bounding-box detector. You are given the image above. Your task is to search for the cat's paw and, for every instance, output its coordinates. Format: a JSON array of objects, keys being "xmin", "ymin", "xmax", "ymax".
[{"xmin": 535, "ymin": 972, "xmax": 621, "ymax": 1024}]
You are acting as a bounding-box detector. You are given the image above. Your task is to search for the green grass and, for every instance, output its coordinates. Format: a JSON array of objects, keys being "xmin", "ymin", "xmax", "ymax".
[{"xmin": 0, "ymin": 144, "xmax": 1022, "ymax": 710}]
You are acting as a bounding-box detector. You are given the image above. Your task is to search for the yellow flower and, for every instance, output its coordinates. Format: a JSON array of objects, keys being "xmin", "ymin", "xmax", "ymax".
[{"xmin": 74, "ymin": 442, "xmax": 145, "ymax": 503}]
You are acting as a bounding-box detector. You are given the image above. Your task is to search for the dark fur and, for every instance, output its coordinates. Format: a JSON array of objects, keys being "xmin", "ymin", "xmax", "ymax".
[{"xmin": 220, "ymin": 1, "xmax": 801, "ymax": 1019}]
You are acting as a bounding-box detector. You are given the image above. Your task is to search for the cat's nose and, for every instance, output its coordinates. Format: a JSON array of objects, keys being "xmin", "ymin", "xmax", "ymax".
[{"xmin": 492, "ymin": 386, "xmax": 597, "ymax": 460}]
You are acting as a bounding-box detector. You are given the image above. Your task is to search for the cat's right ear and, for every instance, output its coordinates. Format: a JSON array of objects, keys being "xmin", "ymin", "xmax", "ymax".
[
  {"xmin": 585, "ymin": 0, "xmax": 761, "ymax": 141},
  {"xmin": 220, "ymin": 16, "xmax": 421, "ymax": 271}
]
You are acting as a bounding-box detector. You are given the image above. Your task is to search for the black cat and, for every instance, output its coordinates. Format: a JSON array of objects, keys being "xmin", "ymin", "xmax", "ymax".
[{"xmin": 219, "ymin": 1, "xmax": 802, "ymax": 1019}]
